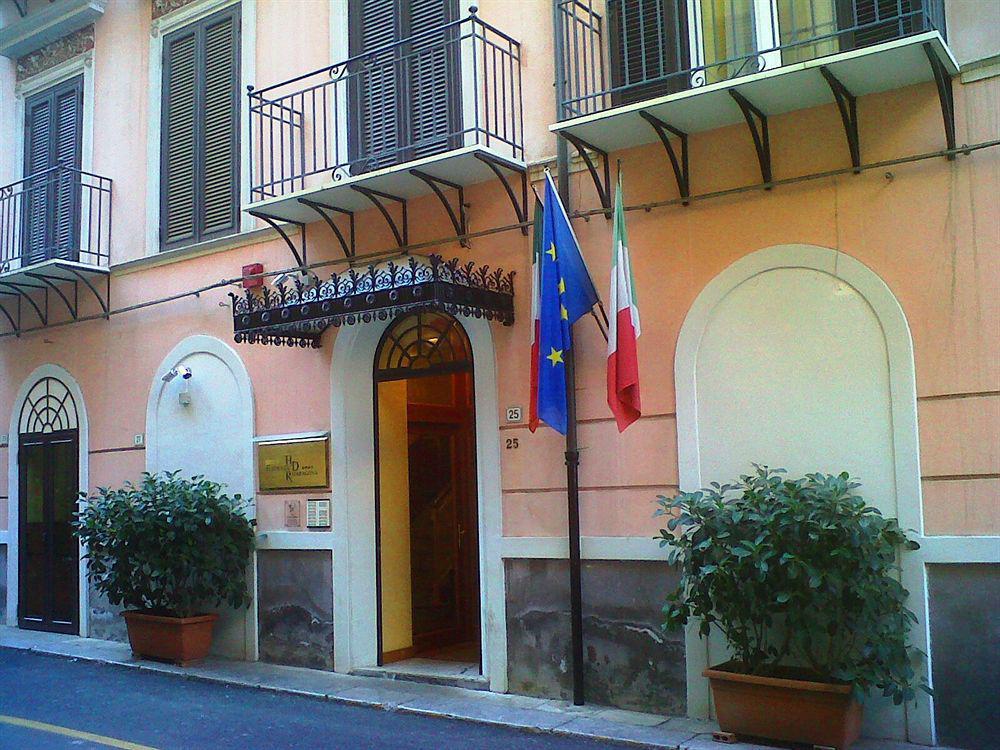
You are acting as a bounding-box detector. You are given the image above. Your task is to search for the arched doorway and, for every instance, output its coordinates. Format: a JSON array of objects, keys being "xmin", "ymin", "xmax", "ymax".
[
  {"xmin": 373, "ymin": 311, "xmax": 481, "ymax": 671},
  {"xmin": 15, "ymin": 374, "xmax": 82, "ymax": 634},
  {"xmin": 675, "ymin": 245, "xmax": 930, "ymax": 741}
]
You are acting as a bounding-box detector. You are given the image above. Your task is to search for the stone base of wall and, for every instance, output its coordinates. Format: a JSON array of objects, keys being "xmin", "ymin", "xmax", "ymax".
[
  {"xmin": 87, "ymin": 576, "xmax": 128, "ymax": 642},
  {"xmin": 257, "ymin": 550, "xmax": 334, "ymax": 670},
  {"xmin": 928, "ymin": 563, "xmax": 999, "ymax": 750},
  {"xmin": 0, "ymin": 545, "xmax": 7, "ymax": 623},
  {"xmin": 505, "ymin": 558, "xmax": 686, "ymax": 715}
]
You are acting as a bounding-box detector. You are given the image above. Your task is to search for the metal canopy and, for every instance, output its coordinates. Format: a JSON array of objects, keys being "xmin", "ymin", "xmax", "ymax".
[
  {"xmin": 0, "ymin": 259, "xmax": 110, "ymax": 336},
  {"xmin": 230, "ymin": 254, "xmax": 515, "ymax": 349},
  {"xmin": 245, "ymin": 145, "xmax": 528, "ymax": 266},
  {"xmin": 551, "ymin": 31, "xmax": 958, "ymax": 208}
]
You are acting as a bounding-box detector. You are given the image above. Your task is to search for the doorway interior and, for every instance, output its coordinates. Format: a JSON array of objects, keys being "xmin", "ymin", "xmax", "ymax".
[
  {"xmin": 17, "ymin": 376, "xmax": 82, "ymax": 635},
  {"xmin": 373, "ymin": 311, "xmax": 481, "ymax": 676}
]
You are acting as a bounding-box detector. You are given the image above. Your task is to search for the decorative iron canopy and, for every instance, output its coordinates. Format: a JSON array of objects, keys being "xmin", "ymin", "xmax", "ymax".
[{"xmin": 230, "ymin": 254, "xmax": 515, "ymax": 348}]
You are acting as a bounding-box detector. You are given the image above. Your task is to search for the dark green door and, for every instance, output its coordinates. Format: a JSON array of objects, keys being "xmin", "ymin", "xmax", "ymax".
[{"xmin": 18, "ymin": 430, "xmax": 80, "ymax": 634}]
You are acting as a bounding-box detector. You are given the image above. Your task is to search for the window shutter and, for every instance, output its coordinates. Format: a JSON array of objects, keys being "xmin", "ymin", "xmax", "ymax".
[
  {"xmin": 22, "ymin": 75, "xmax": 83, "ymax": 265},
  {"xmin": 161, "ymin": 5, "xmax": 240, "ymax": 250},
  {"xmin": 53, "ymin": 83, "xmax": 83, "ymax": 260},
  {"xmin": 406, "ymin": 0, "xmax": 459, "ymax": 160},
  {"xmin": 202, "ymin": 12, "xmax": 240, "ymax": 235},
  {"xmin": 162, "ymin": 29, "xmax": 199, "ymax": 247},
  {"xmin": 24, "ymin": 97, "xmax": 53, "ymax": 264},
  {"xmin": 843, "ymin": 0, "xmax": 919, "ymax": 49},
  {"xmin": 349, "ymin": 0, "xmax": 458, "ymax": 171},
  {"xmin": 353, "ymin": 0, "xmax": 402, "ymax": 170},
  {"xmin": 608, "ymin": 0, "xmax": 689, "ymax": 105}
]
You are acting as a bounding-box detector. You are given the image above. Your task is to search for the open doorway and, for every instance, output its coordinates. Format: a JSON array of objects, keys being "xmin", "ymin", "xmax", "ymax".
[{"xmin": 374, "ymin": 312, "xmax": 481, "ymax": 674}]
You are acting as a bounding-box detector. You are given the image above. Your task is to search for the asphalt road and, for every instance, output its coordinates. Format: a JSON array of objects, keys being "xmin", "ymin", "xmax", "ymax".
[{"xmin": 0, "ymin": 648, "xmax": 608, "ymax": 750}]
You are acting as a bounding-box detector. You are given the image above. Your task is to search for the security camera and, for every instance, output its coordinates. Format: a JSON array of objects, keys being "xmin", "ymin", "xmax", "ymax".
[{"xmin": 161, "ymin": 366, "xmax": 193, "ymax": 382}]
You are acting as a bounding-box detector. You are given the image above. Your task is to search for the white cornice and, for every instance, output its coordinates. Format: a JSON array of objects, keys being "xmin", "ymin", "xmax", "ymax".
[{"xmin": 0, "ymin": 0, "xmax": 105, "ymax": 60}]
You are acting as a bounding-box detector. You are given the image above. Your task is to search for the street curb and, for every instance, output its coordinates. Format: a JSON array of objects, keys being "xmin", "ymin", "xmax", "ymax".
[{"xmin": 2, "ymin": 643, "xmax": 704, "ymax": 749}]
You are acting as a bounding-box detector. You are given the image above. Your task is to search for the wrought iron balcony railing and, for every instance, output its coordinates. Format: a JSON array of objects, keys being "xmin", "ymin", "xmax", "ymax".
[
  {"xmin": 249, "ymin": 9, "xmax": 523, "ymax": 202},
  {"xmin": 557, "ymin": 0, "xmax": 947, "ymax": 120},
  {"xmin": 0, "ymin": 163, "xmax": 112, "ymax": 274}
]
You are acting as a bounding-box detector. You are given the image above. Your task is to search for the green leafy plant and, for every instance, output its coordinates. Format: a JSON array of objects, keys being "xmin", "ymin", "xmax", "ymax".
[
  {"xmin": 656, "ymin": 465, "xmax": 929, "ymax": 704},
  {"xmin": 75, "ymin": 471, "xmax": 255, "ymax": 618}
]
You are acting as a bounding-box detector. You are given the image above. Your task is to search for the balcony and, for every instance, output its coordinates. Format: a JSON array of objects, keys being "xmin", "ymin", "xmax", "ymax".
[
  {"xmin": 0, "ymin": 163, "xmax": 112, "ymax": 335},
  {"xmin": 552, "ymin": 0, "xmax": 958, "ymax": 205},
  {"xmin": 245, "ymin": 9, "xmax": 526, "ymax": 262}
]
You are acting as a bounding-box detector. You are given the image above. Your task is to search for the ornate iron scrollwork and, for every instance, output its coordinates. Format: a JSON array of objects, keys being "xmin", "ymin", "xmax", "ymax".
[{"xmin": 231, "ymin": 254, "xmax": 515, "ymax": 348}]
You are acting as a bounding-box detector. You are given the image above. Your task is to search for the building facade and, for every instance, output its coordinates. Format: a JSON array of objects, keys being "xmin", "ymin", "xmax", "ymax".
[{"xmin": 0, "ymin": 0, "xmax": 997, "ymax": 747}]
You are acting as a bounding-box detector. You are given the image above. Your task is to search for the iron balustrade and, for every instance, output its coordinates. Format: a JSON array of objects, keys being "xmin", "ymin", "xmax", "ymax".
[
  {"xmin": 248, "ymin": 9, "xmax": 523, "ymax": 202},
  {"xmin": 557, "ymin": 0, "xmax": 947, "ymax": 119},
  {"xmin": 0, "ymin": 163, "xmax": 113, "ymax": 274}
]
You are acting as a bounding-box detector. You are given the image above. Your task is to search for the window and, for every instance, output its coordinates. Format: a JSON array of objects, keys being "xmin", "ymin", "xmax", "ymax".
[
  {"xmin": 347, "ymin": 0, "xmax": 461, "ymax": 173},
  {"xmin": 608, "ymin": 0, "xmax": 691, "ymax": 105},
  {"xmin": 160, "ymin": 4, "xmax": 240, "ymax": 250},
  {"xmin": 23, "ymin": 76, "xmax": 83, "ymax": 265}
]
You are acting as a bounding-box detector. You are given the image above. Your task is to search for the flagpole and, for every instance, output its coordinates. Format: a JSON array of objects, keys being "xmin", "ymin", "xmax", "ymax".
[{"xmin": 552, "ymin": 0, "xmax": 586, "ymax": 705}]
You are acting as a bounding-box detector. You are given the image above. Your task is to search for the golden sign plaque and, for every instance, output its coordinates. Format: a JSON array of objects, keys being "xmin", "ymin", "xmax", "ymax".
[{"xmin": 257, "ymin": 437, "xmax": 329, "ymax": 492}]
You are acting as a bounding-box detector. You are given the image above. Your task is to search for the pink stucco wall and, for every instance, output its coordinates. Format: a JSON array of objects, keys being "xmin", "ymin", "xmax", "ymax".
[{"xmin": 0, "ymin": 1, "xmax": 996, "ymax": 540}]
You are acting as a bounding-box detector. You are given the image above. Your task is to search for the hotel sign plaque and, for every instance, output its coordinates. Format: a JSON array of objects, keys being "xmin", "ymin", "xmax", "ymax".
[{"xmin": 257, "ymin": 437, "xmax": 329, "ymax": 492}]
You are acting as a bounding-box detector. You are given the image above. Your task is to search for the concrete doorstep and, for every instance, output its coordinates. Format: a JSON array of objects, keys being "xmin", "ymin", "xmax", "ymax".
[{"xmin": 0, "ymin": 627, "xmax": 930, "ymax": 750}]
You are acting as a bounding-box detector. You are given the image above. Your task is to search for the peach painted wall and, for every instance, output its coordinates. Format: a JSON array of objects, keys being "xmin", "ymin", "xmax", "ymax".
[{"xmin": 0, "ymin": 2, "xmax": 996, "ymax": 541}]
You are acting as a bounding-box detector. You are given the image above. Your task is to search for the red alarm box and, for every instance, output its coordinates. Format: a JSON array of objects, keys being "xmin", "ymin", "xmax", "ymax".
[{"xmin": 242, "ymin": 263, "xmax": 264, "ymax": 289}]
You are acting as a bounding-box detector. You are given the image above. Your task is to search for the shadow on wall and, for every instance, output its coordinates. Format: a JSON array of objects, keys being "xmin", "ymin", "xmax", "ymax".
[
  {"xmin": 505, "ymin": 558, "xmax": 686, "ymax": 714},
  {"xmin": 88, "ymin": 576, "xmax": 127, "ymax": 643}
]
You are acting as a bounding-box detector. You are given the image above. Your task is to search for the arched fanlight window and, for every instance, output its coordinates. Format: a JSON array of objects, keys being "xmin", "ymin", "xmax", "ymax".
[
  {"xmin": 18, "ymin": 376, "xmax": 80, "ymax": 435},
  {"xmin": 375, "ymin": 311, "xmax": 472, "ymax": 379}
]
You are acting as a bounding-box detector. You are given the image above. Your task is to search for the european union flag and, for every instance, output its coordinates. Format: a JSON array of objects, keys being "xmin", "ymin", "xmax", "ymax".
[{"xmin": 536, "ymin": 171, "xmax": 599, "ymax": 434}]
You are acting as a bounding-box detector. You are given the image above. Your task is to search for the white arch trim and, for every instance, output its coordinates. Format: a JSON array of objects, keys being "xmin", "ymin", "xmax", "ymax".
[
  {"xmin": 6, "ymin": 364, "xmax": 90, "ymax": 634},
  {"xmin": 330, "ymin": 314, "xmax": 507, "ymax": 690},
  {"xmin": 674, "ymin": 245, "xmax": 933, "ymax": 744},
  {"xmin": 146, "ymin": 334, "xmax": 257, "ymax": 659}
]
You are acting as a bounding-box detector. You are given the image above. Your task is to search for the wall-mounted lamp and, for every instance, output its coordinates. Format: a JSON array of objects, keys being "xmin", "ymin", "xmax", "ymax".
[{"xmin": 162, "ymin": 366, "xmax": 194, "ymax": 406}]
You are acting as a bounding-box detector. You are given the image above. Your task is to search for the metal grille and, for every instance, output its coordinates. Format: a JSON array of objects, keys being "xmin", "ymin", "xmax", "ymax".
[
  {"xmin": 18, "ymin": 376, "xmax": 80, "ymax": 435},
  {"xmin": 248, "ymin": 9, "xmax": 523, "ymax": 201},
  {"xmin": 557, "ymin": 0, "xmax": 946, "ymax": 119},
  {"xmin": 375, "ymin": 310, "xmax": 472, "ymax": 377}
]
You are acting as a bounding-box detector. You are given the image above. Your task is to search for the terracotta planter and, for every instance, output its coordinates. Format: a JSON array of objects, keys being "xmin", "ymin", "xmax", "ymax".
[
  {"xmin": 704, "ymin": 662, "xmax": 862, "ymax": 750},
  {"xmin": 123, "ymin": 611, "xmax": 218, "ymax": 666}
]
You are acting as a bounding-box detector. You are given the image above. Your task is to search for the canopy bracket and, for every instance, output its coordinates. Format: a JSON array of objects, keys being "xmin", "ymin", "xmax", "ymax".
[
  {"xmin": 473, "ymin": 152, "xmax": 529, "ymax": 235},
  {"xmin": 0, "ymin": 293, "xmax": 20, "ymax": 336},
  {"xmin": 558, "ymin": 131, "xmax": 612, "ymax": 216},
  {"xmin": 730, "ymin": 90, "xmax": 772, "ymax": 186},
  {"xmin": 639, "ymin": 111, "xmax": 690, "ymax": 203},
  {"xmin": 67, "ymin": 267, "xmax": 111, "ymax": 318},
  {"xmin": 0, "ymin": 281, "xmax": 47, "ymax": 326},
  {"xmin": 820, "ymin": 67, "xmax": 860, "ymax": 172},
  {"xmin": 248, "ymin": 209, "xmax": 307, "ymax": 267},
  {"xmin": 298, "ymin": 198, "xmax": 356, "ymax": 259},
  {"xmin": 352, "ymin": 186, "xmax": 408, "ymax": 248},
  {"xmin": 26, "ymin": 272, "xmax": 77, "ymax": 319},
  {"xmin": 924, "ymin": 42, "xmax": 956, "ymax": 160},
  {"xmin": 410, "ymin": 169, "xmax": 470, "ymax": 248}
]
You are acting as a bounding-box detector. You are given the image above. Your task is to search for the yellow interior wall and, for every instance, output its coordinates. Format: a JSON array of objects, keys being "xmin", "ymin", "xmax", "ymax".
[{"xmin": 377, "ymin": 379, "xmax": 412, "ymax": 654}]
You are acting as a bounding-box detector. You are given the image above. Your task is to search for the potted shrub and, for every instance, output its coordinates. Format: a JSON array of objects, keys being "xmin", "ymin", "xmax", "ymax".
[
  {"xmin": 656, "ymin": 466, "xmax": 929, "ymax": 750},
  {"xmin": 75, "ymin": 471, "xmax": 255, "ymax": 665}
]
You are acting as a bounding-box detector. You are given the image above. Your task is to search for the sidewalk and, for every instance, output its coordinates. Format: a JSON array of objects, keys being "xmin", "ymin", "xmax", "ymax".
[{"xmin": 0, "ymin": 627, "xmax": 929, "ymax": 750}]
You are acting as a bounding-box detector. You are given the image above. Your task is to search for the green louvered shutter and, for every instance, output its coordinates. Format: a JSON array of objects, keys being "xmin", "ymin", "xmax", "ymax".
[
  {"xmin": 23, "ymin": 75, "xmax": 83, "ymax": 265},
  {"xmin": 406, "ymin": 0, "xmax": 460, "ymax": 160},
  {"xmin": 201, "ymin": 10, "xmax": 240, "ymax": 236},
  {"xmin": 161, "ymin": 5, "xmax": 240, "ymax": 250}
]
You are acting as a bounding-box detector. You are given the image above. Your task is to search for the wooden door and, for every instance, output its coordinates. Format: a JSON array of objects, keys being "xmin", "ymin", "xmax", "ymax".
[
  {"xmin": 406, "ymin": 400, "xmax": 479, "ymax": 652},
  {"xmin": 18, "ymin": 431, "xmax": 80, "ymax": 634}
]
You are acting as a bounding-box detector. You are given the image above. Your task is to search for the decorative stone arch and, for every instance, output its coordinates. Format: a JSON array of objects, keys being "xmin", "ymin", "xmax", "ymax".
[
  {"xmin": 674, "ymin": 244, "xmax": 933, "ymax": 743},
  {"xmin": 6, "ymin": 364, "xmax": 90, "ymax": 632},
  {"xmin": 329, "ymin": 313, "xmax": 506, "ymax": 690},
  {"xmin": 146, "ymin": 334, "xmax": 256, "ymax": 659}
]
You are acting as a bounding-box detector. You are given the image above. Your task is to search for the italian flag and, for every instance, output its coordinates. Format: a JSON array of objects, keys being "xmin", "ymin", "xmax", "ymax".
[
  {"xmin": 607, "ymin": 174, "xmax": 641, "ymax": 432},
  {"xmin": 528, "ymin": 199, "xmax": 543, "ymax": 433}
]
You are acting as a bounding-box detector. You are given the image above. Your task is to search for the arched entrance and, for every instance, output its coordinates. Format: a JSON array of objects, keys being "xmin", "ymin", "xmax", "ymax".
[
  {"xmin": 675, "ymin": 245, "xmax": 932, "ymax": 741},
  {"xmin": 9, "ymin": 370, "xmax": 87, "ymax": 635},
  {"xmin": 373, "ymin": 311, "xmax": 481, "ymax": 670}
]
